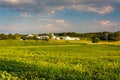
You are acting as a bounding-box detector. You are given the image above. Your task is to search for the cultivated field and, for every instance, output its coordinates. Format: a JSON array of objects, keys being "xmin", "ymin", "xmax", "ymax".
[{"xmin": 0, "ymin": 40, "xmax": 120, "ymax": 80}]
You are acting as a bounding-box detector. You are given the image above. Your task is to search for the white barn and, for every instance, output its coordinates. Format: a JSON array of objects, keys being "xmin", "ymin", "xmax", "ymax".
[{"xmin": 64, "ymin": 36, "xmax": 80, "ymax": 40}]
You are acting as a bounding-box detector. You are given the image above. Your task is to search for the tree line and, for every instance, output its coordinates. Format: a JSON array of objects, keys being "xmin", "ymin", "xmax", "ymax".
[{"xmin": 0, "ymin": 31, "xmax": 120, "ymax": 41}]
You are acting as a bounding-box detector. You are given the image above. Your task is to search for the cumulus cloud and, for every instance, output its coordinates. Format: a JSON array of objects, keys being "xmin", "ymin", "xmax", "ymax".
[
  {"xmin": 96, "ymin": 6, "xmax": 114, "ymax": 14},
  {"xmin": 73, "ymin": 5, "xmax": 114, "ymax": 14},
  {"xmin": 92, "ymin": 20, "xmax": 119, "ymax": 32},
  {"xmin": 56, "ymin": 20, "xmax": 65, "ymax": 23},
  {"xmin": 40, "ymin": 19, "xmax": 72, "ymax": 27},
  {"xmin": 3, "ymin": 0, "xmax": 35, "ymax": 4},
  {"xmin": 99, "ymin": 20, "xmax": 117, "ymax": 27},
  {"xmin": 45, "ymin": 24, "xmax": 53, "ymax": 27},
  {"xmin": 0, "ymin": 0, "xmax": 119, "ymax": 14}
]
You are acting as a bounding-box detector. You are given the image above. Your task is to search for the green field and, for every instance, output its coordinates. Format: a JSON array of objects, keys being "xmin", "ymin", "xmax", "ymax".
[{"xmin": 0, "ymin": 40, "xmax": 120, "ymax": 80}]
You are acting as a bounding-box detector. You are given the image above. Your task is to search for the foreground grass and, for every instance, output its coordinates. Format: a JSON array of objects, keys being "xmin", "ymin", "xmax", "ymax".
[{"xmin": 0, "ymin": 40, "xmax": 120, "ymax": 80}]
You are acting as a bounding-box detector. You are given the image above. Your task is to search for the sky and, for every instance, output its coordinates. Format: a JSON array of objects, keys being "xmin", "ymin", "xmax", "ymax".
[{"xmin": 0, "ymin": 0, "xmax": 120, "ymax": 34}]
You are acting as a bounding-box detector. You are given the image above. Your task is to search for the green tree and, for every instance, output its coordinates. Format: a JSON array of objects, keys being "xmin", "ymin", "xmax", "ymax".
[
  {"xmin": 92, "ymin": 37, "xmax": 100, "ymax": 43},
  {"xmin": 33, "ymin": 35, "xmax": 39, "ymax": 40},
  {"xmin": 14, "ymin": 33, "xmax": 20, "ymax": 40},
  {"xmin": 21, "ymin": 35, "xmax": 27, "ymax": 40},
  {"xmin": 0, "ymin": 34, "xmax": 8, "ymax": 40},
  {"xmin": 8, "ymin": 34, "xmax": 13, "ymax": 40},
  {"xmin": 48, "ymin": 33, "xmax": 53, "ymax": 39}
]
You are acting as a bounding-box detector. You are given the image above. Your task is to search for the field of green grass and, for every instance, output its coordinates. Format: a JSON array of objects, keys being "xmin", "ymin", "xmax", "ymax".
[{"xmin": 0, "ymin": 40, "xmax": 120, "ymax": 80}]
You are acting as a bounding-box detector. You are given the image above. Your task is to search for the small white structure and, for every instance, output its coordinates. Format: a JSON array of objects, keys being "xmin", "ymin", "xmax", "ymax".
[
  {"xmin": 27, "ymin": 34, "xmax": 49, "ymax": 40},
  {"xmin": 51, "ymin": 34, "xmax": 60, "ymax": 40},
  {"xmin": 64, "ymin": 36, "xmax": 71, "ymax": 40},
  {"xmin": 28, "ymin": 34, "xmax": 34, "ymax": 37},
  {"xmin": 64, "ymin": 36, "xmax": 80, "ymax": 40},
  {"xmin": 55, "ymin": 37, "xmax": 60, "ymax": 40},
  {"xmin": 39, "ymin": 36, "xmax": 49, "ymax": 40},
  {"xmin": 51, "ymin": 34, "xmax": 56, "ymax": 39},
  {"xmin": 37, "ymin": 36, "xmax": 41, "ymax": 39}
]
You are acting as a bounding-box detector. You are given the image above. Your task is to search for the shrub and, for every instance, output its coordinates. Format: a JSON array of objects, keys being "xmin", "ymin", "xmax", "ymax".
[
  {"xmin": 92, "ymin": 37, "xmax": 100, "ymax": 43},
  {"xmin": 43, "ymin": 37, "xmax": 50, "ymax": 42}
]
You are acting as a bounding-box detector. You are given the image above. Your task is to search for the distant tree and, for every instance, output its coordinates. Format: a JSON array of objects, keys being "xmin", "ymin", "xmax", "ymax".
[
  {"xmin": 33, "ymin": 35, "xmax": 39, "ymax": 40},
  {"xmin": 45, "ymin": 37, "xmax": 50, "ymax": 41},
  {"xmin": 14, "ymin": 33, "xmax": 20, "ymax": 40},
  {"xmin": 28, "ymin": 36, "xmax": 33, "ymax": 40},
  {"xmin": 48, "ymin": 33, "xmax": 53, "ymax": 39},
  {"xmin": 113, "ymin": 31, "xmax": 120, "ymax": 41},
  {"xmin": 21, "ymin": 35, "xmax": 27, "ymax": 40},
  {"xmin": 63, "ymin": 32, "xmax": 67, "ymax": 36},
  {"xmin": 92, "ymin": 36, "xmax": 100, "ymax": 43},
  {"xmin": 42, "ymin": 37, "xmax": 50, "ymax": 42},
  {"xmin": 8, "ymin": 34, "xmax": 13, "ymax": 39},
  {"xmin": 0, "ymin": 34, "xmax": 8, "ymax": 40},
  {"xmin": 100, "ymin": 31, "xmax": 120, "ymax": 41}
]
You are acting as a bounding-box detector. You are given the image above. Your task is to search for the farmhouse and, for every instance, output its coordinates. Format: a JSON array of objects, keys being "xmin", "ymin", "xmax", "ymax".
[
  {"xmin": 51, "ymin": 34, "xmax": 60, "ymax": 40},
  {"xmin": 51, "ymin": 34, "xmax": 80, "ymax": 40},
  {"xmin": 39, "ymin": 36, "xmax": 49, "ymax": 40},
  {"xmin": 28, "ymin": 34, "xmax": 34, "ymax": 37},
  {"xmin": 64, "ymin": 36, "xmax": 80, "ymax": 40}
]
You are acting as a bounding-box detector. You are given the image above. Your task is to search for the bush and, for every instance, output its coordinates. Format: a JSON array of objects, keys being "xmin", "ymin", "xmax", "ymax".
[
  {"xmin": 42, "ymin": 37, "xmax": 50, "ymax": 42},
  {"xmin": 92, "ymin": 37, "xmax": 100, "ymax": 43}
]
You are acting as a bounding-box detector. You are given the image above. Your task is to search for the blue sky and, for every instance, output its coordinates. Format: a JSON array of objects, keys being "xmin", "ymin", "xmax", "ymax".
[{"xmin": 0, "ymin": 0, "xmax": 120, "ymax": 33}]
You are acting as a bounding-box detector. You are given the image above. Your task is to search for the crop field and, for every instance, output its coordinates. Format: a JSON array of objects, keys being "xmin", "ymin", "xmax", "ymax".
[{"xmin": 0, "ymin": 40, "xmax": 120, "ymax": 80}]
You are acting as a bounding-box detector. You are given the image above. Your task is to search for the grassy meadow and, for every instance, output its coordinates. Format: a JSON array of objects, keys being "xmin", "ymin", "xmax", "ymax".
[{"xmin": 0, "ymin": 40, "xmax": 120, "ymax": 80}]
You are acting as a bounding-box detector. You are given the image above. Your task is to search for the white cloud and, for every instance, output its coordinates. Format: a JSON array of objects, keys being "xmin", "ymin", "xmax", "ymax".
[
  {"xmin": 5, "ymin": 0, "xmax": 18, "ymax": 3},
  {"xmin": 20, "ymin": 12, "xmax": 32, "ymax": 19},
  {"xmin": 73, "ymin": 5, "xmax": 114, "ymax": 14},
  {"xmin": 40, "ymin": 19, "xmax": 72, "ymax": 27},
  {"xmin": 97, "ymin": 6, "xmax": 114, "ymax": 14},
  {"xmin": 4, "ymin": 0, "xmax": 35, "ymax": 4},
  {"xmin": 50, "ymin": 10, "xmax": 55, "ymax": 14},
  {"xmin": 92, "ymin": 20, "xmax": 119, "ymax": 32},
  {"xmin": 44, "ymin": 6, "xmax": 65, "ymax": 14},
  {"xmin": 54, "ymin": 19, "xmax": 72, "ymax": 27},
  {"xmin": 20, "ymin": 12, "xmax": 31, "ymax": 18},
  {"xmin": 44, "ymin": 24, "xmax": 53, "ymax": 27},
  {"xmin": 99, "ymin": 20, "xmax": 117, "ymax": 27},
  {"xmin": 56, "ymin": 20, "xmax": 64, "ymax": 23}
]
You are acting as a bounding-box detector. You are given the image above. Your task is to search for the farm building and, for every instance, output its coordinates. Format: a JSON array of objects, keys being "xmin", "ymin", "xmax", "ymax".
[
  {"xmin": 51, "ymin": 34, "xmax": 60, "ymax": 40},
  {"xmin": 39, "ymin": 36, "xmax": 49, "ymax": 40},
  {"xmin": 27, "ymin": 34, "xmax": 49, "ymax": 40},
  {"xmin": 64, "ymin": 36, "xmax": 80, "ymax": 40}
]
